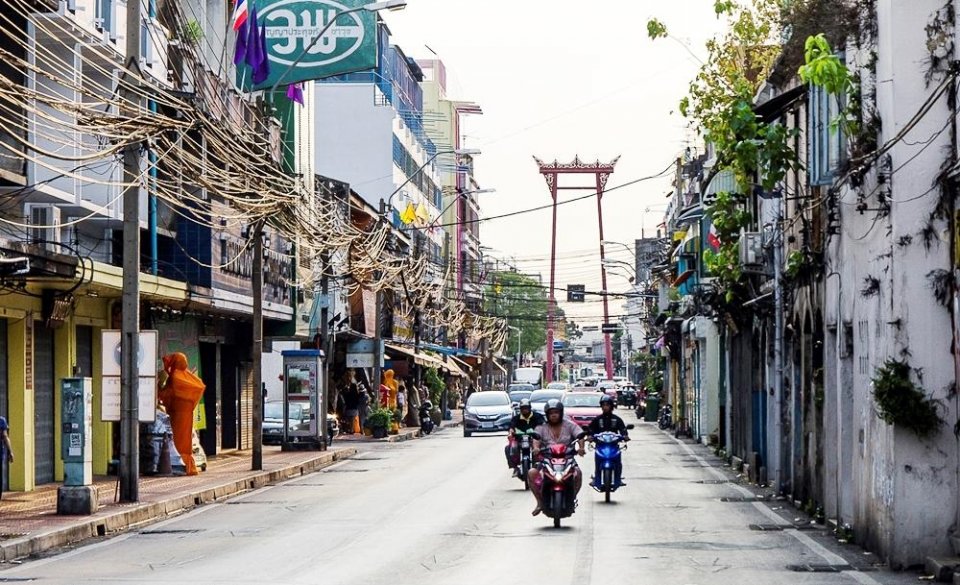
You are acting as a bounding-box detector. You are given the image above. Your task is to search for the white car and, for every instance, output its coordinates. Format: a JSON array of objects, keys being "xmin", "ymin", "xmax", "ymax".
[{"xmin": 545, "ymin": 382, "xmax": 571, "ymax": 391}]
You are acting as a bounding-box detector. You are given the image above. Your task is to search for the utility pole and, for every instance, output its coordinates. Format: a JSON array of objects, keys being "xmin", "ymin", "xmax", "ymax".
[
  {"xmin": 372, "ymin": 199, "xmax": 386, "ymax": 400},
  {"xmin": 252, "ymin": 220, "xmax": 264, "ymax": 470},
  {"xmin": 319, "ymin": 248, "xmax": 329, "ymax": 450},
  {"xmin": 119, "ymin": 0, "xmax": 142, "ymax": 503}
]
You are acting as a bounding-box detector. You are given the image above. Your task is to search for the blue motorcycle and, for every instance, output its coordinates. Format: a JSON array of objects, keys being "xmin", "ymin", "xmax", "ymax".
[{"xmin": 590, "ymin": 431, "xmax": 629, "ymax": 502}]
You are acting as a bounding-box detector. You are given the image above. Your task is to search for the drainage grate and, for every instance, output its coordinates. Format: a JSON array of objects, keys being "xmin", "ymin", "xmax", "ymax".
[
  {"xmin": 720, "ymin": 496, "xmax": 770, "ymax": 502},
  {"xmin": 225, "ymin": 501, "xmax": 283, "ymax": 505},
  {"xmin": 749, "ymin": 524, "xmax": 789, "ymax": 531},
  {"xmin": 324, "ymin": 468, "xmax": 368, "ymax": 473},
  {"xmin": 138, "ymin": 529, "xmax": 203, "ymax": 535},
  {"xmin": 786, "ymin": 564, "xmax": 869, "ymax": 572},
  {"xmin": 695, "ymin": 479, "xmax": 734, "ymax": 484},
  {"xmin": 0, "ymin": 578, "xmax": 35, "ymax": 583}
]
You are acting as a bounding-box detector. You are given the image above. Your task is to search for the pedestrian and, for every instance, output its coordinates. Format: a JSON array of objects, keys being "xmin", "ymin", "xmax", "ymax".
[
  {"xmin": 342, "ymin": 382, "xmax": 360, "ymax": 434},
  {"xmin": 0, "ymin": 414, "xmax": 13, "ymax": 500},
  {"xmin": 397, "ymin": 383, "xmax": 407, "ymax": 426},
  {"xmin": 358, "ymin": 382, "xmax": 370, "ymax": 430}
]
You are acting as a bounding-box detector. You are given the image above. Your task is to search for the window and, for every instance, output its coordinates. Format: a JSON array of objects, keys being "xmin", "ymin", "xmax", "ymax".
[{"xmin": 808, "ymin": 83, "xmax": 844, "ymax": 185}]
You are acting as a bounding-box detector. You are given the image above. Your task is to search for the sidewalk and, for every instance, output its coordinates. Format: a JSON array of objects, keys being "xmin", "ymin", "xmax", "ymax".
[
  {"xmin": 0, "ymin": 412, "xmax": 463, "ymax": 563},
  {"xmin": 0, "ymin": 445, "xmax": 356, "ymax": 563},
  {"xmin": 335, "ymin": 410, "xmax": 463, "ymax": 443}
]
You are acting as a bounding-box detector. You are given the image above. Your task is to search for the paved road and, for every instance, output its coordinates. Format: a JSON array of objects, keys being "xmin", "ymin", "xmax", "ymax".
[{"xmin": 1, "ymin": 421, "xmax": 918, "ymax": 585}]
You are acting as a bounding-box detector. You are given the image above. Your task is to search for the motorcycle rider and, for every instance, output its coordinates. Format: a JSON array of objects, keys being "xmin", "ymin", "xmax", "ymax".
[
  {"xmin": 504, "ymin": 399, "xmax": 545, "ymax": 476},
  {"xmin": 587, "ymin": 394, "xmax": 629, "ymax": 489},
  {"xmin": 529, "ymin": 398, "xmax": 585, "ymax": 516}
]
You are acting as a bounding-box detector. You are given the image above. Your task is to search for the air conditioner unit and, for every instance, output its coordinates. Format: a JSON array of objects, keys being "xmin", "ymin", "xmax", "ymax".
[
  {"xmin": 25, "ymin": 204, "xmax": 62, "ymax": 251},
  {"xmin": 738, "ymin": 230, "xmax": 765, "ymax": 269},
  {"xmin": 93, "ymin": 17, "xmax": 104, "ymax": 30}
]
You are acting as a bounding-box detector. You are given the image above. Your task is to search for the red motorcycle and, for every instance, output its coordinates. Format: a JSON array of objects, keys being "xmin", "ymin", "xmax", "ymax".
[{"xmin": 536, "ymin": 439, "xmax": 580, "ymax": 528}]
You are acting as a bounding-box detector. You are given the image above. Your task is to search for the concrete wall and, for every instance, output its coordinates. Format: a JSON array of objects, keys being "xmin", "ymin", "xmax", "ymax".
[
  {"xmin": 821, "ymin": 0, "xmax": 960, "ymax": 566},
  {"xmin": 313, "ymin": 83, "xmax": 394, "ymax": 206}
]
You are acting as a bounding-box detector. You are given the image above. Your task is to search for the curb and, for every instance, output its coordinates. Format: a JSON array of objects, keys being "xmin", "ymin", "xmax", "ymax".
[{"xmin": 0, "ymin": 447, "xmax": 358, "ymax": 563}]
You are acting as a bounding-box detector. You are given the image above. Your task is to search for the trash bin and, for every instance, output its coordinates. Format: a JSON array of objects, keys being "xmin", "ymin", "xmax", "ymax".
[{"xmin": 644, "ymin": 395, "xmax": 660, "ymax": 422}]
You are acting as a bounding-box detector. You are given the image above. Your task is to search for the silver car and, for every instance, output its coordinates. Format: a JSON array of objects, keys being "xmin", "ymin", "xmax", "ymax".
[
  {"xmin": 529, "ymin": 389, "xmax": 565, "ymax": 414},
  {"xmin": 463, "ymin": 391, "xmax": 513, "ymax": 437}
]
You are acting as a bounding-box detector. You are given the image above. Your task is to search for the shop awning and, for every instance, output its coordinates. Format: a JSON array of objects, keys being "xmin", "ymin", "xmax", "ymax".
[
  {"xmin": 435, "ymin": 355, "xmax": 468, "ymax": 378},
  {"xmin": 450, "ymin": 355, "xmax": 473, "ymax": 374},
  {"xmin": 672, "ymin": 269, "xmax": 696, "ymax": 287},
  {"xmin": 385, "ymin": 343, "xmax": 436, "ymax": 368}
]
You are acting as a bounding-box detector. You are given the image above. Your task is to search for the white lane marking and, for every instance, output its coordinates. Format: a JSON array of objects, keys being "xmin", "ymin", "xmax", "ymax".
[{"xmin": 668, "ymin": 433, "xmax": 883, "ymax": 585}]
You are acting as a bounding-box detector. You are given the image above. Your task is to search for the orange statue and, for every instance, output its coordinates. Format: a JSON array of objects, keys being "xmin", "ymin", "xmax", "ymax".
[
  {"xmin": 158, "ymin": 353, "xmax": 206, "ymax": 476},
  {"xmin": 382, "ymin": 369, "xmax": 398, "ymax": 410}
]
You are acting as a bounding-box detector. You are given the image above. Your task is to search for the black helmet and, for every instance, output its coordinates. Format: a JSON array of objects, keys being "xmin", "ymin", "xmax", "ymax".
[
  {"xmin": 600, "ymin": 395, "xmax": 615, "ymax": 407},
  {"xmin": 518, "ymin": 398, "xmax": 532, "ymax": 409},
  {"xmin": 544, "ymin": 398, "xmax": 564, "ymax": 417},
  {"xmin": 423, "ymin": 401, "xmax": 432, "ymax": 409}
]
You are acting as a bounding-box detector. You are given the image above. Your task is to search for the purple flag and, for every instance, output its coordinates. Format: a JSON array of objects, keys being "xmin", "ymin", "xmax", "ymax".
[
  {"xmin": 286, "ymin": 83, "xmax": 304, "ymax": 105},
  {"xmin": 245, "ymin": 5, "xmax": 262, "ymax": 73},
  {"xmin": 252, "ymin": 23, "xmax": 270, "ymax": 85},
  {"xmin": 233, "ymin": 17, "xmax": 248, "ymax": 65}
]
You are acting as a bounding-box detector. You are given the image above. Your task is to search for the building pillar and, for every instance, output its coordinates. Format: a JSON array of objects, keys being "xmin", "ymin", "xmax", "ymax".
[
  {"xmin": 53, "ymin": 319, "xmax": 76, "ymax": 481},
  {"xmin": 7, "ymin": 315, "xmax": 34, "ymax": 491}
]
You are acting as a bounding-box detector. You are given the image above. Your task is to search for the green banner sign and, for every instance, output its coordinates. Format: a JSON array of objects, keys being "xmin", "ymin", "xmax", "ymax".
[{"xmin": 246, "ymin": 0, "xmax": 378, "ymax": 91}]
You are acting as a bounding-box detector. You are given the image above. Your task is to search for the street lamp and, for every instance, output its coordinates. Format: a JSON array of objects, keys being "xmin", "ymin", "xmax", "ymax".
[
  {"xmin": 601, "ymin": 240, "xmax": 636, "ymax": 259},
  {"xmin": 269, "ymin": 1, "xmax": 408, "ymax": 95},
  {"xmin": 383, "ymin": 148, "xmax": 481, "ymax": 218},
  {"xmin": 508, "ymin": 325, "xmax": 522, "ymax": 366}
]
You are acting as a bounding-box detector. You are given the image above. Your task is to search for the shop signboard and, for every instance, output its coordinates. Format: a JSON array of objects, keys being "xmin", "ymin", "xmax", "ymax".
[
  {"xmin": 246, "ymin": 0, "xmax": 379, "ymax": 91},
  {"xmin": 100, "ymin": 330, "xmax": 158, "ymax": 422}
]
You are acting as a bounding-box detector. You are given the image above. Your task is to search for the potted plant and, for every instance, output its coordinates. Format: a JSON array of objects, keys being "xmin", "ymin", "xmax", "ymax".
[{"xmin": 367, "ymin": 407, "xmax": 392, "ymax": 439}]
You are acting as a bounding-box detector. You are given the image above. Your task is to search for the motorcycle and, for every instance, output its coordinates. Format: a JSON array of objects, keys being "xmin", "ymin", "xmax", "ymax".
[
  {"xmin": 515, "ymin": 429, "xmax": 536, "ymax": 490},
  {"xmin": 658, "ymin": 404, "xmax": 673, "ymax": 430},
  {"xmin": 590, "ymin": 431, "xmax": 628, "ymax": 502},
  {"xmin": 534, "ymin": 437, "xmax": 581, "ymax": 528},
  {"xmin": 419, "ymin": 402, "xmax": 435, "ymax": 435}
]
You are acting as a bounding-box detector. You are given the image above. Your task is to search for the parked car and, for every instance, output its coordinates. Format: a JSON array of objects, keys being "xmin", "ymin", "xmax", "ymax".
[
  {"xmin": 561, "ymin": 392, "xmax": 603, "ymax": 429},
  {"xmin": 463, "ymin": 391, "xmax": 514, "ymax": 437},
  {"xmin": 529, "ymin": 389, "xmax": 566, "ymax": 414},
  {"xmin": 262, "ymin": 400, "xmax": 309, "ymax": 446}
]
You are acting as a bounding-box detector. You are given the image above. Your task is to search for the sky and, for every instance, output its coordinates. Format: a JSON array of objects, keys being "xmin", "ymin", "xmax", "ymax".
[{"xmin": 382, "ymin": 0, "xmax": 727, "ymax": 324}]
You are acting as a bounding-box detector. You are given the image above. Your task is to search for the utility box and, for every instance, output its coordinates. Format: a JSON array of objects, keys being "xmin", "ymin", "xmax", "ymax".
[
  {"xmin": 280, "ymin": 350, "xmax": 326, "ymax": 451},
  {"xmin": 58, "ymin": 377, "xmax": 98, "ymax": 515}
]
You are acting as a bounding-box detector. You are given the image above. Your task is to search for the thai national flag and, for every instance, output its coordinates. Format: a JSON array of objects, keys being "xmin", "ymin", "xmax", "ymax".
[
  {"xmin": 232, "ymin": 0, "xmax": 249, "ymax": 32},
  {"xmin": 707, "ymin": 222, "xmax": 721, "ymax": 250}
]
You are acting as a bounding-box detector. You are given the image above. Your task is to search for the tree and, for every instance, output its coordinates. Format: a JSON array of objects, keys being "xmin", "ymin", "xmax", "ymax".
[{"xmin": 485, "ymin": 270, "xmax": 561, "ymax": 358}]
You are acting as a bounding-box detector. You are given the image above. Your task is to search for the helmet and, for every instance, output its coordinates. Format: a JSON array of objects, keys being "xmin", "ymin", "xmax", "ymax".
[
  {"xmin": 422, "ymin": 401, "xmax": 432, "ymax": 409},
  {"xmin": 599, "ymin": 395, "xmax": 615, "ymax": 407},
  {"xmin": 518, "ymin": 398, "xmax": 532, "ymax": 409},
  {"xmin": 544, "ymin": 398, "xmax": 564, "ymax": 417}
]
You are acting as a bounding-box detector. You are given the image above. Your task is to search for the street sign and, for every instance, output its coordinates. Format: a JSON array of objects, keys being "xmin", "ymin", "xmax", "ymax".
[
  {"xmin": 582, "ymin": 325, "xmax": 599, "ymax": 332},
  {"xmin": 601, "ymin": 323, "xmax": 620, "ymax": 334},
  {"xmin": 566, "ymin": 284, "xmax": 586, "ymax": 303}
]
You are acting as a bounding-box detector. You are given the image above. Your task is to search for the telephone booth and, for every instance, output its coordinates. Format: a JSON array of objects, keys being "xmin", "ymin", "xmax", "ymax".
[{"xmin": 281, "ymin": 350, "xmax": 326, "ymax": 450}]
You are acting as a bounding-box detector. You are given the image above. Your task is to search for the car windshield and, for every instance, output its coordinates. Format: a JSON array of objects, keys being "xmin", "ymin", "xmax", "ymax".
[
  {"xmin": 562, "ymin": 394, "xmax": 601, "ymax": 408},
  {"xmin": 264, "ymin": 402, "xmax": 303, "ymax": 420},
  {"xmin": 467, "ymin": 392, "xmax": 510, "ymax": 407},
  {"xmin": 546, "ymin": 383, "xmax": 567, "ymax": 390},
  {"xmin": 508, "ymin": 384, "xmax": 534, "ymax": 392},
  {"xmin": 509, "ymin": 391, "xmax": 532, "ymax": 403},
  {"xmin": 529, "ymin": 390, "xmax": 564, "ymax": 404}
]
